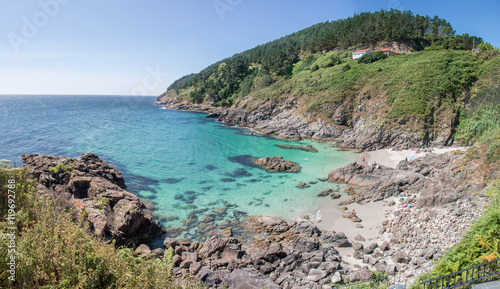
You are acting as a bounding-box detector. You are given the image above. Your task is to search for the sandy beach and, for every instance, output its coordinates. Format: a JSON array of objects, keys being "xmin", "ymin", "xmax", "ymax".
[
  {"xmin": 305, "ymin": 196, "xmax": 400, "ymax": 267},
  {"xmin": 360, "ymin": 147, "xmax": 468, "ymax": 168},
  {"xmin": 301, "ymin": 147, "xmax": 469, "ymax": 268}
]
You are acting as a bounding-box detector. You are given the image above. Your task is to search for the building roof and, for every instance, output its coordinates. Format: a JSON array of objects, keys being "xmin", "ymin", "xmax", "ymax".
[
  {"xmin": 374, "ymin": 48, "xmax": 399, "ymax": 54},
  {"xmin": 353, "ymin": 48, "xmax": 372, "ymax": 53}
]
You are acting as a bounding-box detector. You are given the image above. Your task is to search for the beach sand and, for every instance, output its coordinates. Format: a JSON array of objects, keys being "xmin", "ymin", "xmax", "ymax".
[
  {"xmin": 361, "ymin": 147, "xmax": 468, "ymax": 169},
  {"xmin": 301, "ymin": 147, "xmax": 468, "ymax": 268},
  {"xmin": 306, "ymin": 196, "xmax": 399, "ymax": 267}
]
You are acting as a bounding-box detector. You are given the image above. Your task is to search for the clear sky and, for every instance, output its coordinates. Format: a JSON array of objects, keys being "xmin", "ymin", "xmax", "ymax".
[{"xmin": 1, "ymin": 0, "xmax": 499, "ymax": 96}]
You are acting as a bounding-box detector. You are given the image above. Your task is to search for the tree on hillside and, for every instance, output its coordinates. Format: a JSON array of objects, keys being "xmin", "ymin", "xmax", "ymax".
[{"xmin": 165, "ymin": 9, "xmax": 484, "ymax": 106}]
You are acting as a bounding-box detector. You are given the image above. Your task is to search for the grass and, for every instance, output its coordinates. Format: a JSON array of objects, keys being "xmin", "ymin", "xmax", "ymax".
[
  {"xmin": 48, "ymin": 163, "xmax": 73, "ymax": 175},
  {"xmin": 167, "ymin": 49, "xmax": 499, "ymax": 141},
  {"xmin": 0, "ymin": 165, "xmax": 203, "ymax": 288},
  {"xmin": 249, "ymin": 50, "xmax": 486, "ymax": 125}
]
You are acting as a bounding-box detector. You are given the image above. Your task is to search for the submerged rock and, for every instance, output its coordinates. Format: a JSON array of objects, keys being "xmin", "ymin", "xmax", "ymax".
[
  {"xmin": 318, "ymin": 188, "xmax": 334, "ymax": 197},
  {"xmin": 275, "ymin": 144, "xmax": 318, "ymax": 153},
  {"xmin": 296, "ymin": 182, "xmax": 310, "ymax": 188},
  {"xmin": 254, "ymin": 156, "xmax": 301, "ymax": 172}
]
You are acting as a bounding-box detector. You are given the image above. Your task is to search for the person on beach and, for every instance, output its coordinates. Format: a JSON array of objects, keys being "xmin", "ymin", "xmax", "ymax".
[
  {"xmin": 362, "ymin": 156, "xmax": 366, "ymax": 164},
  {"xmin": 350, "ymin": 209, "xmax": 356, "ymax": 217},
  {"xmin": 372, "ymin": 161, "xmax": 382, "ymax": 169}
]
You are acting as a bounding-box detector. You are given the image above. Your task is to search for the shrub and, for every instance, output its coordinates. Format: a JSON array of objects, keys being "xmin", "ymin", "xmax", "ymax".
[
  {"xmin": 239, "ymin": 75, "xmax": 254, "ymax": 97},
  {"xmin": 478, "ymin": 42, "xmax": 494, "ymax": 52},
  {"xmin": 342, "ymin": 64, "xmax": 351, "ymax": 72},
  {"xmin": 310, "ymin": 64, "xmax": 319, "ymax": 72},
  {"xmin": 49, "ymin": 163, "xmax": 72, "ymax": 175},
  {"xmin": 457, "ymin": 88, "xmax": 500, "ymax": 144},
  {"xmin": 358, "ymin": 51, "xmax": 388, "ymax": 64},
  {"xmin": 0, "ymin": 165, "xmax": 202, "ymax": 288},
  {"xmin": 254, "ymin": 74, "xmax": 274, "ymax": 91},
  {"xmin": 424, "ymin": 44, "xmax": 444, "ymax": 51}
]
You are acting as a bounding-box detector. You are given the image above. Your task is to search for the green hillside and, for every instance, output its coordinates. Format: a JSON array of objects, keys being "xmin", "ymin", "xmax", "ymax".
[
  {"xmin": 163, "ymin": 9, "xmax": 483, "ymax": 104},
  {"xmin": 161, "ymin": 10, "xmax": 499, "ymax": 144}
]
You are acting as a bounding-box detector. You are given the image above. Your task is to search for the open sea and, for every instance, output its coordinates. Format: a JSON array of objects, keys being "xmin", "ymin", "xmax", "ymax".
[{"xmin": 0, "ymin": 95, "xmax": 355, "ymax": 240}]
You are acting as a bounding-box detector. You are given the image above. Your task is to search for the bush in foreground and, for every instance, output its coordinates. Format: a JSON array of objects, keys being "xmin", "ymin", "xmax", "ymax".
[{"xmin": 0, "ymin": 165, "xmax": 202, "ymax": 288}]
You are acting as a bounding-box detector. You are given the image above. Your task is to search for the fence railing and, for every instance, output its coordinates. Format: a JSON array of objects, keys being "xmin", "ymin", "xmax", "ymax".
[
  {"xmin": 335, "ymin": 276, "xmax": 390, "ymax": 288},
  {"xmin": 419, "ymin": 258, "xmax": 500, "ymax": 289}
]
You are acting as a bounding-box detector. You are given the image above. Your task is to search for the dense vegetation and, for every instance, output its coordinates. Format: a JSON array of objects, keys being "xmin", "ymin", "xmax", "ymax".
[
  {"xmin": 165, "ymin": 9, "xmax": 485, "ymax": 107},
  {"xmin": 413, "ymin": 66, "xmax": 500, "ymax": 286},
  {"xmin": 0, "ymin": 166, "xmax": 201, "ymax": 288}
]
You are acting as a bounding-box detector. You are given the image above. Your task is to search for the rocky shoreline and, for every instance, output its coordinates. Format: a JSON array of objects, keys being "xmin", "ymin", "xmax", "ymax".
[
  {"xmin": 21, "ymin": 153, "xmax": 162, "ymax": 247},
  {"xmin": 320, "ymin": 150, "xmax": 490, "ymax": 284},
  {"xmin": 156, "ymin": 95, "xmax": 459, "ymax": 150},
  {"xmin": 21, "ymin": 144, "xmax": 494, "ymax": 288},
  {"xmin": 151, "ymin": 96, "xmax": 493, "ymax": 286}
]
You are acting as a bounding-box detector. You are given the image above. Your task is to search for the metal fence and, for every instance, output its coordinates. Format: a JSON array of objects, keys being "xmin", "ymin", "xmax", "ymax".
[
  {"xmin": 419, "ymin": 258, "xmax": 500, "ymax": 289},
  {"xmin": 335, "ymin": 276, "xmax": 391, "ymax": 288}
]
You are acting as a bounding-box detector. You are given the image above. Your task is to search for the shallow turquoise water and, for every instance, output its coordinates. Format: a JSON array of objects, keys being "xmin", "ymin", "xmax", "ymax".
[{"xmin": 0, "ymin": 95, "xmax": 355, "ymax": 239}]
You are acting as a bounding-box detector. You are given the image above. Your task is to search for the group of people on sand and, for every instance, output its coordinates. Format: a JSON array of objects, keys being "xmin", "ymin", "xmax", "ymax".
[{"xmin": 360, "ymin": 156, "xmax": 382, "ymax": 169}]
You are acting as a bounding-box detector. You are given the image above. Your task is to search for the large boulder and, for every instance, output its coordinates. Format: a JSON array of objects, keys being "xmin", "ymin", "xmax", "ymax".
[
  {"xmin": 328, "ymin": 161, "xmax": 424, "ymax": 202},
  {"xmin": 198, "ymin": 236, "xmax": 238, "ymax": 259},
  {"xmin": 254, "ymin": 156, "xmax": 301, "ymax": 172},
  {"xmin": 246, "ymin": 215, "xmax": 290, "ymax": 234},
  {"xmin": 21, "ymin": 153, "xmax": 162, "ymax": 247},
  {"xmin": 223, "ymin": 268, "xmax": 280, "ymax": 289}
]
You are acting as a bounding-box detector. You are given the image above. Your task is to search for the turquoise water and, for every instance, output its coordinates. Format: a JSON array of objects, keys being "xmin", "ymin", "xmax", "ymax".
[{"xmin": 0, "ymin": 95, "xmax": 355, "ymax": 239}]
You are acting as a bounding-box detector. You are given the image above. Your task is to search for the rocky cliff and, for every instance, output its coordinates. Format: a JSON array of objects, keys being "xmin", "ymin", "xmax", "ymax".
[
  {"xmin": 21, "ymin": 153, "xmax": 162, "ymax": 247},
  {"xmin": 157, "ymin": 93, "xmax": 457, "ymax": 151}
]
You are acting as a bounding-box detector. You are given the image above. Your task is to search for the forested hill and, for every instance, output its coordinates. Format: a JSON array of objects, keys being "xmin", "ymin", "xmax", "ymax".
[{"xmin": 163, "ymin": 9, "xmax": 484, "ymax": 106}]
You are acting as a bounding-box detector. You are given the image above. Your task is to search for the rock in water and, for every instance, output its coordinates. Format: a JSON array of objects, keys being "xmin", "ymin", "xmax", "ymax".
[
  {"xmin": 21, "ymin": 153, "xmax": 162, "ymax": 247},
  {"xmin": 254, "ymin": 156, "xmax": 301, "ymax": 172},
  {"xmin": 296, "ymin": 182, "xmax": 310, "ymax": 188},
  {"xmin": 318, "ymin": 188, "xmax": 333, "ymax": 197},
  {"xmin": 205, "ymin": 112, "xmax": 220, "ymax": 118},
  {"xmin": 275, "ymin": 144, "xmax": 318, "ymax": 153}
]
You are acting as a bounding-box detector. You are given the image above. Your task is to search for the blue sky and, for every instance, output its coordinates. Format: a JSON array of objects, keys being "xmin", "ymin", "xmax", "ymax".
[{"xmin": 1, "ymin": 0, "xmax": 499, "ymax": 96}]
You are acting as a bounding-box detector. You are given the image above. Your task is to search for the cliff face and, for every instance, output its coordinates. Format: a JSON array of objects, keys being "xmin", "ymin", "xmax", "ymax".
[
  {"xmin": 157, "ymin": 92, "xmax": 456, "ymax": 150},
  {"xmin": 22, "ymin": 153, "xmax": 162, "ymax": 247},
  {"xmin": 159, "ymin": 45, "xmax": 500, "ymax": 151}
]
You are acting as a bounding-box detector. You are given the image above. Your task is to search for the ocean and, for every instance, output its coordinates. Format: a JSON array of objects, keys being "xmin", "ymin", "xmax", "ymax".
[{"xmin": 0, "ymin": 95, "xmax": 355, "ymax": 240}]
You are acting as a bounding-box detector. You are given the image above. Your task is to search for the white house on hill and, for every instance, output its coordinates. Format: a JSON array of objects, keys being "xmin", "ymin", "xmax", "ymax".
[{"xmin": 352, "ymin": 48, "xmax": 372, "ymax": 59}]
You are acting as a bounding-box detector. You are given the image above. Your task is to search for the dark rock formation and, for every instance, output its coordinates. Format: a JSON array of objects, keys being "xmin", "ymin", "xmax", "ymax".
[
  {"xmin": 205, "ymin": 113, "xmax": 220, "ymax": 118},
  {"xmin": 157, "ymin": 95, "xmax": 458, "ymax": 150},
  {"xmin": 275, "ymin": 144, "xmax": 318, "ymax": 153},
  {"xmin": 254, "ymin": 156, "xmax": 301, "ymax": 172},
  {"xmin": 158, "ymin": 215, "xmax": 347, "ymax": 288},
  {"xmin": 328, "ymin": 161, "xmax": 424, "ymax": 203},
  {"xmin": 296, "ymin": 182, "xmax": 310, "ymax": 188},
  {"xmin": 21, "ymin": 153, "xmax": 162, "ymax": 247}
]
